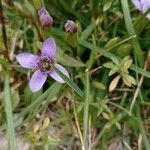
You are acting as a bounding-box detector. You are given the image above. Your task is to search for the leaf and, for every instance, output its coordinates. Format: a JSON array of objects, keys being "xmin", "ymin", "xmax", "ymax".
[
  {"xmin": 109, "ymin": 69, "xmax": 117, "ymax": 76},
  {"xmin": 57, "ymin": 53, "xmax": 85, "ymax": 67},
  {"xmin": 57, "ymin": 47, "xmax": 85, "ymax": 67},
  {"xmin": 109, "ymin": 75, "xmax": 121, "ymax": 92},
  {"xmin": 127, "ymin": 75, "xmax": 136, "ymax": 85},
  {"xmin": 111, "ymin": 56, "xmax": 119, "ymax": 65},
  {"xmin": 103, "ymin": 62, "xmax": 115, "ymax": 69},
  {"xmin": 11, "ymin": 88, "xmax": 20, "ymax": 110},
  {"xmin": 121, "ymin": 0, "xmax": 144, "ymax": 67},
  {"xmin": 104, "ymin": 37, "xmax": 119, "ymax": 49},
  {"xmin": 80, "ymin": 23, "xmax": 95, "ymax": 40},
  {"xmin": 124, "ymin": 59, "xmax": 133, "ymax": 69},
  {"xmin": 14, "ymin": 1, "xmax": 30, "ymax": 17},
  {"xmin": 92, "ymin": 81, "xmax": 105, "ymax": 90},
  {"xmin": 103, "ymin": 1, "xmax": 113, "ymax": 12},
  {"xmin": 122, "ymin": 73, "xmax": 136, "ymax": 87},
  {"xmin": 122, "ymin": 76, "xmax": 132, "ymax": 87},
  {"xmin": 116, "ymin": 44, "xmax": 131, "ymax": 58},
  {"xmin": 24, "ymin": 1, "xmax": 37, "ymax": 17},
  {"xmin": 19, "ymin": 82, "xmax": 62, "ymax": 117},
  {"xmin": 3, "ymin": 71, "xmax": 17, "ymax": 149},
  {"xmin": 24, "ymin": 85, "xmax": 43, "ymax": 105},
  {"xmin": 54, "ymin": 67, "xmax": 84, "ymax": 97},
  {"xmin": 102, "ymin": 112, "xmax": 110, "ymax": 120}
]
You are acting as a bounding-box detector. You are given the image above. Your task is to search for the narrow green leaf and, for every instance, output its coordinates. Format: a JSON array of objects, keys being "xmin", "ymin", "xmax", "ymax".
[
  {"xmin": 103, "ymin": 62, "xmax": 115, "ymax": 69},
  {"xmin": 83, "ymin": 69, "xmax": 90, "ymax": 149},
  {"xmin": 121, "ymin": 0, "xmax": 144, "ymax": 67},
  {"xmin": 54, "ymin": 67, "xmax": 84, "ymax": 98},
  {"xmin": 3, "ymin": 71, "xmax": 17, "ymax": 150},
  {"xmin": 80, "ymin": 23, "xmax": 95, "ymax": 40},
  {"xmin": 104, "ymin": 37, "xmax": 119, "ymax": 49},
  {"xmin": 57, "ymin": 49, "xmax": 85, "ymax": 67},
  {"xmin": 103, "ymin": 1, "xmax": 113, "ymax": 12},
  {"xmin": 19, "ymin": 82, "xmax": 61, "ymax": 117}
]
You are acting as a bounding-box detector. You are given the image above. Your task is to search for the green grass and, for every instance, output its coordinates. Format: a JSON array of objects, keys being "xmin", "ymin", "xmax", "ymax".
[{"xmin": 3, "ymin": 71, "xmax": 17, "ymax": 150}]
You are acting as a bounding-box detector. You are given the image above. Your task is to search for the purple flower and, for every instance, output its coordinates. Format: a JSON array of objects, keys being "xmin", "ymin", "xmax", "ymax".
[
  {"xmin": 64, "ymin": 20, "xmax": 77, "ymax": 34},
  {"xmin": 38, "ymin": 8, "xmax": 53, "ymax": 27},
  {"xmin": 16, "ymin": 38, "xmax": 70, "ymax": 92},
  {"xmin": 132, "ymin": 0, "xmax": 150, "ymax": 19}
]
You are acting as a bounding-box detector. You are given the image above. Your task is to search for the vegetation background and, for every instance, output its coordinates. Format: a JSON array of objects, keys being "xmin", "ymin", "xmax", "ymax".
[{"xmin": 0, "ymin": 0, "xmax": 150, "ymax": 149}]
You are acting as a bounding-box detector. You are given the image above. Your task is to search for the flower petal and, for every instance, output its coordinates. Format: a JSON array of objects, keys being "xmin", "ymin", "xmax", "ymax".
[
  {"xmin": 29, "ymin": 70, "xmax": 47, "ymax": 92},
  {"xmin": 132, "ymin": 0, "xmax": 142, "ymax": 10},
  {"xmin": 49, "ymin": 64, "xmax": 69, "ymax": 83},
  {"xmin": 41, "ymin": 38, "xmax": 56, "ymax": 59},
  {"xmin": 16, "ymin": 53, "xmax": 39, "ymax": 69}
]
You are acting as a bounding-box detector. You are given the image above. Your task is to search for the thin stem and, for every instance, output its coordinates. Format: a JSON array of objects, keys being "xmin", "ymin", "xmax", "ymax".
[
  {"xmin": 72, "ymin": 95, "xmax": 84, "ymax": 149},
  {"xmin": 129, "ymin": 57, "xmax": 148, "ymax": 114}
]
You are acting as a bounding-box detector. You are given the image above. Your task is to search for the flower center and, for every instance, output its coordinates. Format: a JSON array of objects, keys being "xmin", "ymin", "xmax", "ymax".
[{"xmin": 38, "ymin": 58, "xmax": 53, "ymax": 72}]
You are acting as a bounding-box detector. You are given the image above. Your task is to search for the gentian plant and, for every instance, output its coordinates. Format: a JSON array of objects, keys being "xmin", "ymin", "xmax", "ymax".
[
  {"xmin": 16, "ymin": 38, "xmax": 70, "ymax": 92},
  {"xmin": 132, "ymin": 0, "xmax": 150, "ymax": 19}
]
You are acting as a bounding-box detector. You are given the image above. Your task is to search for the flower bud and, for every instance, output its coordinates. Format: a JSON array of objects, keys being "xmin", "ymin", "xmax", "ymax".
[
  {"xmin": 64, "ymin": 20, "xmax": 77, "ymax": 34},
  {"xmin": 38, "ymin": 8, "xmax": 53, "ymax": 28}
]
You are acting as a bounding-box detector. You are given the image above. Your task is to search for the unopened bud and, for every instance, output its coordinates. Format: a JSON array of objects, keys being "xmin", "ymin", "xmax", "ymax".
[
  {"xmin": 64, "ymin": 20, "xmax": 77, "ymax": 34},
  {"xmin": 38, "ymin": 8, "xmax": 53, "ymax": 28}
]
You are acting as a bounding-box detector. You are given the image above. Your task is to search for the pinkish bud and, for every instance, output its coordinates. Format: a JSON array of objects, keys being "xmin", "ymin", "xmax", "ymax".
[
  {"xmin": 38, "ymin": 8, "xmax": 53, "ymax": 28},
  {"xmin": 64, "ymin": 20, "xmax": 77, "ymax": 34}
]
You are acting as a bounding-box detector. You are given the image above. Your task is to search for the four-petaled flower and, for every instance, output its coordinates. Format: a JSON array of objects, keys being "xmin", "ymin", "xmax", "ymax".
[
  {"xmin": 132, "ymin": 0, "xmax": 150, "ymax": 20},
  {"xmin": 16, "ymin": 38, "xmax": 70, "ymax": 92}
]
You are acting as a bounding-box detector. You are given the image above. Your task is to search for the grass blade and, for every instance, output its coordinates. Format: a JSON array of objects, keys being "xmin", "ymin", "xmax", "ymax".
[
  {"xmin": 54, "ymin": 67, "xmax": 84, "ymax": 98},
  {"xmin": 83, "ymin": 69, "xmax": 90, "ymax": 149},
  {"xmin": 19, "ymin": 82, "xmax": 62, "ymax": 118},
  {"xmin": 121, "ymin": 0, "xmax": 144, "ymax": 67},
  {"xmin": 3, "ymin": 71, "xmax": 17, "ymax": 150}
]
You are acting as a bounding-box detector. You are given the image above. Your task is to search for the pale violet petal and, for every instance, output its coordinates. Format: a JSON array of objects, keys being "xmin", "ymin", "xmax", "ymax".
[
  {"xmin": 132, "ymin": 0, "xmax": 142, "ymax": 10},
  {"xmin": 141, "ymin": 0, "xmax": 150, "ymax": 13},
  {"xmin": 41, "ymin": 38, "xmax": 56, "ymax": 59},
  {"xmin": 16, "ymin": 53, "xmax": 39, "ymax": 69},
  {"xmin": 49, "ymin": 64, "xmax": 69, "ymax": 83},
  {"xmin": 29, "ymin": 70, "xmax": 47, "ymax": 92}
]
